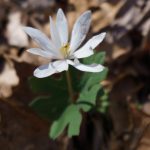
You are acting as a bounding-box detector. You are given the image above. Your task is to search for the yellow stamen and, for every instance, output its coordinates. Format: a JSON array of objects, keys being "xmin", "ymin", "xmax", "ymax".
[{"xmin": 60, "ymin": 43, "xmax": 70, "ymax": 57}]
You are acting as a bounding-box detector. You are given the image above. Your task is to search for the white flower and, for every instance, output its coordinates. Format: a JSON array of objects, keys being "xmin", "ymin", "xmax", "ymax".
[{"xmin": 23, "ymin": 9, "xmax": 106, "ymax": 78}]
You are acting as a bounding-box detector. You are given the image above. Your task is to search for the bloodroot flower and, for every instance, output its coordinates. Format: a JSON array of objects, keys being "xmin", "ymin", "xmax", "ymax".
[{"xmin": 23, "ymin": 9, "xmax": 106, "ymax": 78}]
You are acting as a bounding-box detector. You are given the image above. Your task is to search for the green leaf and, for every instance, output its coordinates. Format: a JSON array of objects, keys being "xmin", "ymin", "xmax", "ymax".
[
  {"xmin": 97, "ymin": 89, "xmax": 109, "ymax": 113},
  {"xmin": 29, "ymin": 74, "xmax": 67, "ymax": 93},
  {"xmin": 77, "ymin": 68, "xmax": 108, "ymax": 105},
  {"xmin": 29, "ymin": 68, "xmax": 81, "ymax": 122},
  {"xmin": 83, "ymin": 51, "xmax": 106, "ymax": 64},
  {"xmin": 50, "ymin": 104, "xmax": 82, "ymax": 139},
  {"xmin": 29, "ymin": 73, "xmax": 70, "ymax": 121},
  {"xmin": 79, "ymin": 52, "xmax": 107, "ymax": 88},
  {"xmin": 78, "ymin": 84, "xmax": 101, "ymax": 104},
  {"xmin": 77, "ymin": 52, "xmax": 108, "ymax": 112},
  {"xmin": 30, "ymin": 94, "xmax": 69, "ymax": 121},
  {"xmin": 77, "ymin": 84, "xmax": 102, "ymax": 112}
]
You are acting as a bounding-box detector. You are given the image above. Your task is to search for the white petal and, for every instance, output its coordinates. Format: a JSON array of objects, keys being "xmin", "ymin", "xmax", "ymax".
[
  {"xmin": 67, "ymin": 59, "xmax": 104, "ymax": 72},
  {"xmin": 73, "ymin": 32, "xmax": 106, "ymax": 58},
  {"xmin": 34, "ymin": 60, "xmax": 68, "ymax": 78},
  {"xmin": 73, "ymin": 47, "xmax": 94, "ymax": 59},
  {"xmin": 27, "ymin": 48, "xmax": 57, "ymax": 59},
  {"xmin": 34, "ymin": 64, "xmax": 56, "ymax": 78},
  {"xmin": 23, "ymin": 27, "xmax": 59, "ymax": 56},
  {"xmin": 52, "ymin": 60, "xmax": 68, "ymax": 72},
  {"xmin": 49, "ymin": 17, "xmax": 61, "ymax": 49},
  {"xmin": 69, "ymin": 11, "xmax": 91, "ymax": 53},
  {"xmin": 56, "ymin": 8, "xmax": 68, "ymax": 45}
]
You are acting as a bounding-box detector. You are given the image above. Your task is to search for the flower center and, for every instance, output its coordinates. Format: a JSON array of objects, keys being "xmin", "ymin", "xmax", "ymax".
[{"xmin": 60, "ymin": 43, "xmax": 70, "ymax": 58}]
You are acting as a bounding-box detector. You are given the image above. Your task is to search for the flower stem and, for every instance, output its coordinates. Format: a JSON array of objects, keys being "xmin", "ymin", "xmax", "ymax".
[{"xmin": 66, "ymin": 70, "xmax": 74, "ymax": 103}]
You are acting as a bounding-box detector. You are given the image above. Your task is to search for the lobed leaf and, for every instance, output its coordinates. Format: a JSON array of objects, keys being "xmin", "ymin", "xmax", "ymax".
[{"xmin": 50, "ymin": 104, "xmax": 82, "ymax": 139}]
